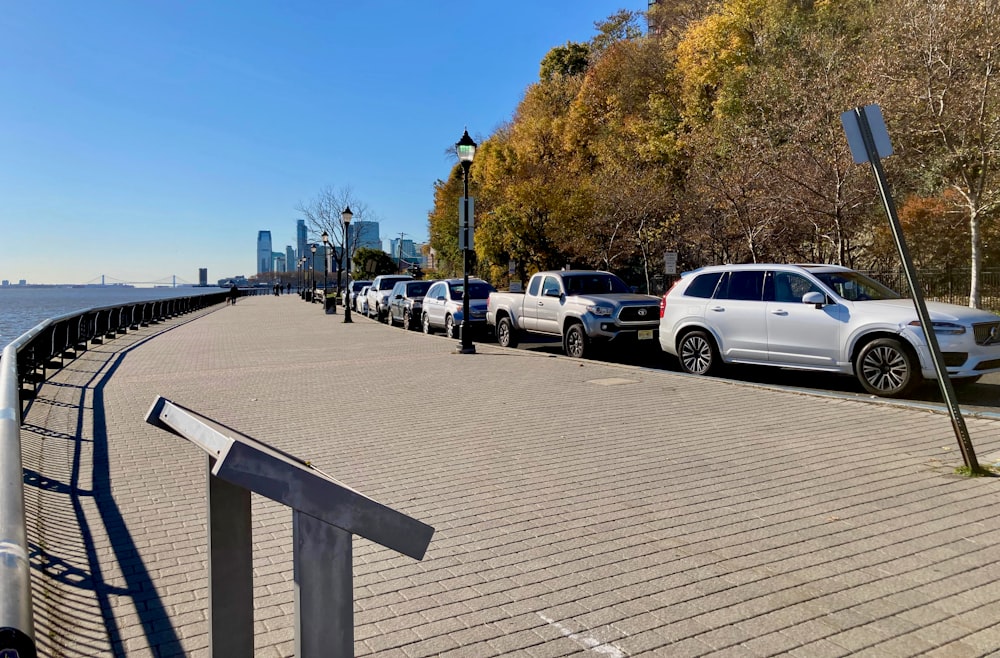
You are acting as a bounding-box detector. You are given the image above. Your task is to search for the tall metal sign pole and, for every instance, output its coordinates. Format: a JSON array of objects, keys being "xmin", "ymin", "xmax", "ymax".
[{"xmin": 841, "ymin": 105, "xmax": 982, "ymax": 474}]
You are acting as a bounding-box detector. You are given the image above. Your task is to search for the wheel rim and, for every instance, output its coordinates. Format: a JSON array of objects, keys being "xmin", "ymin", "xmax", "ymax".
[
  {"xmin": 423, "ymin": 314, "xmax": 430, "ymax": 334},
  {"xmin": 403, "ymin": 312, "xmax": 410, "ymax": 330},
  {"xmin": 567, "ymin": 327, "xmax": 583, "ymax": 357},
  {"xmin": 446, "ymin": 317, "xmax": 454, "ymax": 338},
  {"xmin": 680, "ymin": 335, "xmax": 712, "ymax": 374},
  {"xmin": 862, "ymin": 345, "xmax": 908, "ymax": 392},
  {"xmin": 498, "ymin": 321, "xmax": 509, "ymax": 346}
]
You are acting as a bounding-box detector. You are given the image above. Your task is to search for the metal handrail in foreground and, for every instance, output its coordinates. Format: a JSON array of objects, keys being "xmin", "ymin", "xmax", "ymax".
[{"xmin": 0, "ymin": 290, "xmax": 226, "ymax": 657}]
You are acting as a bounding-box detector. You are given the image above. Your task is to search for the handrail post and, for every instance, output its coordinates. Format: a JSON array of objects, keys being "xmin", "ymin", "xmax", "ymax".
[
  {"xmin": 207, "ymin": 456, "xmax": 254, "ymax": 657},
  {"xmin": 294, "ymin": 511, "xmax": 353, "ymax": 657}
]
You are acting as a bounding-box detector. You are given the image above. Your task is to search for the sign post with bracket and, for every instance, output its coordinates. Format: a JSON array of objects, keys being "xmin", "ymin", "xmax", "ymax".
[{"xmin": 841, "ymin": 104, "xmax": 982, "ymax": 474}]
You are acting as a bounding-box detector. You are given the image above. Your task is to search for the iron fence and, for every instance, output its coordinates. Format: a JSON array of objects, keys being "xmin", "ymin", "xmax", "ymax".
[{"xmin": 861, "ymin": 270, "xmax": 1000, "ymax": 313}]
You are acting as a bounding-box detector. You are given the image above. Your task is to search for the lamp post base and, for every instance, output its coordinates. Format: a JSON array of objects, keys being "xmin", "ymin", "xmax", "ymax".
[{"xmin": 455, "ymin": 344, "xmax": 476, "ymax": 355}]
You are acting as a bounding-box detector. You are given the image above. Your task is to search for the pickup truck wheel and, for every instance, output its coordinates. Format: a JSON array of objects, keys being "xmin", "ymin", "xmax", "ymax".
[
  {"xmin": 678, "ymin": 330, "xmax": 718, "ymax": 375},
  {"xmin": 497, "ymin": 316, "xmax": 518, "ymax": 348},
  {"xmin": 422, "ymin": 312, "xmax": 433, "ymax": 334},
  {"xmin": 445, "ymin": 315, "xmax": 456, "ymax": 339},
  {"xmin": 856, "ymin": 337, "xmax": 919, "ymax": 397},
  {"xmin": 563, "ymin": 323, "xmax": 589, "ymax": 359}
]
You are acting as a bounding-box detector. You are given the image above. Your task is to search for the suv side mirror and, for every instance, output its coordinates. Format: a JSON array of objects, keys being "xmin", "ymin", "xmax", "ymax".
[{"xmin": 802, "ymin": 291, "xmax": 826, "ymax": 308}]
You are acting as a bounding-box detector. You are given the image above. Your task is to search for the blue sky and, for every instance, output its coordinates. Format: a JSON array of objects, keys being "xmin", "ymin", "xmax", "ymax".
[{"xmin": 1, "ymin": 1, "xmax": 641, "ymax": 285}]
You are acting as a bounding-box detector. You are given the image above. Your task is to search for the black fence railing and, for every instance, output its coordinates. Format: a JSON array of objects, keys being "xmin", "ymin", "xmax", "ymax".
[{"xmin": 860, "ymin": 270, "xmax": 1000, "ymax": 313}]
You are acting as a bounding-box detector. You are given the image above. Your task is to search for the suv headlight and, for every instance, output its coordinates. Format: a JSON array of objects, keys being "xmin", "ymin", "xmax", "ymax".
[
  {"xmin": 586, "ymin": 304, "xmax": 614, "ymax": 317},
  {"xmin": 908, "ymin": 320, "xmax": 966, "ymax": 335}
]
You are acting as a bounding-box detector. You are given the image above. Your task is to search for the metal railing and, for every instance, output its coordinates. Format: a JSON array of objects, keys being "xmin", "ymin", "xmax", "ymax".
[
  {"xmin": 861, "ymin": 269, "xmax": 1000, "ymax": 312},
  {"xmin": 0, "ymin": 291, "xmax": 226, "ymax": 657}
]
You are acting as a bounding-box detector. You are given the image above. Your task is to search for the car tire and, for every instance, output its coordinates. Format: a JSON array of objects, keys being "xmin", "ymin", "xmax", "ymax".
[
  {"xmin": 856, "ymin": 337, "xmax": 919, "ymax": 398},
  {"xmin": 563, "ymin": 322, "xmax": 589, "ymax": 359},
  {"xmin": 422, "ymin": 312, "xmax": 433, "ymax": 335},
  {"xmin": 445, "ymin": 315, "xmax": 456, "ymax": 339},
  {"xmin": 387, "ymin": 309, "xmax": 396, "ymax": 326},
  {"xmin": 677, "ymin": 330, "xmax": 718, "ymax": 375},
  {"xmin": 403, "ymin": 311, "xmax": 412, "ymax": 331},
  {"xmin": 497, "ymin": 316, "xmax": 519, "ymax": 348}
]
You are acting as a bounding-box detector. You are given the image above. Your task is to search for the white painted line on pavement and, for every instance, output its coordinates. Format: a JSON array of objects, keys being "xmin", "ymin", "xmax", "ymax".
[{"xmin": 538, "ymin": 612, "xmax": 628, "ymax": 657}]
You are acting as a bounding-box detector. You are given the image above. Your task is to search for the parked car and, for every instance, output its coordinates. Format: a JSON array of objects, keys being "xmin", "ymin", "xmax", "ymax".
[
  {"xmin": 388, "ymin": 279, "xmax": 433, "ymax": 330},
  {"xmin": 366, "ymin": 274, "xmax": 413, "ymax": 322},
  {"xmin": 356, "ymin": 286, "xmax": 371, "ymax": 316},
  {"xmin": 422, "ymin": 278, "xmax": 497, "ymax": 338},
  {"xmin": 343, "ymin": 279, "xmax": 372, "ymax": 311},
  {"xmin": 659, "ymin": 263, "xmax": 1000, "ymax": 397},
  {"xmin": 487, "ymin": 270, "xmax": 660, "ymax": 358}
]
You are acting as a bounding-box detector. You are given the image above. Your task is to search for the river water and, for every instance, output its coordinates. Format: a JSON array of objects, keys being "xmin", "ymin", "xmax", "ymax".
[{"xmin": 0, "ymin": 287, "xmax": 221, "ymax": 347}]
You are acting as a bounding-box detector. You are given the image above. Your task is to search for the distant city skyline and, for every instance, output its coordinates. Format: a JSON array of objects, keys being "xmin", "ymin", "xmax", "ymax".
[{"xmin": 1, "ymin": 1, "xmax": 636, "ymax": 284}]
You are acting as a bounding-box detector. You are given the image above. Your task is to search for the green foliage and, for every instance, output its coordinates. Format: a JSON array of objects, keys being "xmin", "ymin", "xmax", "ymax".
[
  {"xmin": 539, "ymin": 42, "xmax": 590, "ymax": 81},
  {"xmin": 424, "ymin": 0, "xmax": 1000, "ymax": 302},
  {"xmin": 353, "ymin": 247, "xmax": 397, "ymax": 277}
]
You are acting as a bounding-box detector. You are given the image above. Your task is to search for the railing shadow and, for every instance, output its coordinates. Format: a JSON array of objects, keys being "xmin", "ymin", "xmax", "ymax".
[{"xmin": 22, "ymin": 311, "xmax": 216, "ymax": 656}]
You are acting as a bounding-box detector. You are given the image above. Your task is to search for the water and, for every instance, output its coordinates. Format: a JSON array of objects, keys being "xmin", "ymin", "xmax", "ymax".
[{"xmin": 0, "ymin": 287, "xmax": 221, "ymax": 347}]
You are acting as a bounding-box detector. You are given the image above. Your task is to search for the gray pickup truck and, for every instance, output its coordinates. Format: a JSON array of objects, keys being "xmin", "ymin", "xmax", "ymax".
[{"xmin": 486, "ymin": 270, "xmax": 661, "ymax": 358}]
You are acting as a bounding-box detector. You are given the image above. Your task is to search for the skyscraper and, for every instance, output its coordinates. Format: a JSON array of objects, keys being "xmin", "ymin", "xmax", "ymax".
[
  {"xmin": 296, "ymin": 220, "xmax": 307, "ymax": 262},
  {"xmin": 354, "ymin": 221, "xmax": 381, "ymax": 251},
  {"xmin": 285, "ymin": 246, "xmax": 295, "ymax": 273},
  {"xmin": 257, "ymin": 230, "xmax": 273, "ymax": 274}
]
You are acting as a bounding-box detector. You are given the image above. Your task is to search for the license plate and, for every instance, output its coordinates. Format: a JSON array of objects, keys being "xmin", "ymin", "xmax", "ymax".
[{"xmin": 638, "ymin": 330, "xmax": 653, "ymax": 340}]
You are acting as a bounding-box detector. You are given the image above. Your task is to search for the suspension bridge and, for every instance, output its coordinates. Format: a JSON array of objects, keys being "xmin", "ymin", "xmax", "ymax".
[{"xmin": 81, "ymin": 274, "xmax": 197, "ymax": 287}]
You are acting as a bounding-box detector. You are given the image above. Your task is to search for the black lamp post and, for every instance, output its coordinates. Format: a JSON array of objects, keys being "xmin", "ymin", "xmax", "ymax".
[
  {"xmin": 342, "ymin": 206, "xmax": 353, "ymax": 323},
  {"xmin": 299, "ymin": 257, "xmax": 307, "ymax": 298},
  {"xmin": 456, "ymin": 129, "xmax": 477, "ymax": 354},
  {"xmin": 321, "ymin": 230, "xmax": 329, "ymax": 297},
  {"xmin": 310, "ymin": 243, "xmax": 317, "ymax": 302}
]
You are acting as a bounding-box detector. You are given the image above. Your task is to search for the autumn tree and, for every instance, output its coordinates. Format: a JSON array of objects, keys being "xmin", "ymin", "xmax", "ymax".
[{"xmin": 871, "ymin": 0, "xmax": 1000, "ymax": 307}]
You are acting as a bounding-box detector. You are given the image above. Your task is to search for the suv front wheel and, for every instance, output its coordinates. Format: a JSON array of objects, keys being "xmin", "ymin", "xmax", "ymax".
[
  {"xmin": 856, "ymin": 337, "xmax": 919, "ymax": 397},
  {"xmin": 678, "ymin": 330, "xmax": 718, "ymax": 375}
]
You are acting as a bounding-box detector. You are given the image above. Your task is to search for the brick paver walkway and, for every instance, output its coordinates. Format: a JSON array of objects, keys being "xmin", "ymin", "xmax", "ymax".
[{"xmin": 19, "ymin": 294, "xmax": 1000, "ymax": 657}]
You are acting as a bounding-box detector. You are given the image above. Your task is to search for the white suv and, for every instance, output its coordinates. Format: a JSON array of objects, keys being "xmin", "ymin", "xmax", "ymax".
[
  {"xmin": 366, "ymin": 275, "xmax": 413, "ymax": 322},
  {"xmin": 659, "ymin": 264, "xmax": 1000, "ymax": 397}
]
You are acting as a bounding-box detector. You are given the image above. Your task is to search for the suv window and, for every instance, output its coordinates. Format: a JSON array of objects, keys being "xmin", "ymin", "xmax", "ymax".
[
  {"xmin": 428, "ymin": 283, "xmax": 444, "ymax": 299},
  {"xmin": 768, "ymin": 272, "xmax": 823, "ymax": 303},
  {"xmin": 405, "ymin": 281, "xmax": 431, "ymax": 297},
  {"xmin": 717, "ymin": 271, "xmax": 765, "ymax": 301},
  {"xmin": 378, "ymin": 278, "xmax": 400, "ymax": 290},
  {"xmin": 391, "ymin": 282, "xmax": 405, "ymax": 297},
  {"xmin": 685, "ymin": 272, "xmax": 723, "ymax": 299}
]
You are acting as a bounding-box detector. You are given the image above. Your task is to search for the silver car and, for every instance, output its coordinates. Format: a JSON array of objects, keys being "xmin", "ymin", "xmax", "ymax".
[
  {"xmin": 343, "ymin": 280, "xmax": 372, "ymax": 311},
  {"xmin": 355, "ymin": 286, "xmax": 370, "ymax": 316},
  {"xmin": 659, "ymin": 263, "xmax": 1000, "ymax": 397},
  {"xmin": 366, "ymin": 274, "xmax": 413, "ymax": 322},
  {"xmin": 422, "ymin": 278, "xmax": 497, "ymax": 338}
]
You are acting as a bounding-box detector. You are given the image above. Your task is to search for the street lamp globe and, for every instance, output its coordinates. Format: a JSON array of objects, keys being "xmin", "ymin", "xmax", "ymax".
[{"xmin": 456, "ymin": 129, "xmax": 477, "ymax": 164}]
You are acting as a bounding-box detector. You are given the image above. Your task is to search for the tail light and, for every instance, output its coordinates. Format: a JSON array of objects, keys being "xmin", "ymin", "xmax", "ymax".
[{"xmin": 660, "ymin": 280, "xmax": 681, "ymax": 318}]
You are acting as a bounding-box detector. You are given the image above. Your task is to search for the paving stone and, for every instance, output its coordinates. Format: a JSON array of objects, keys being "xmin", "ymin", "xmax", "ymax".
[{"xmin": 18, "ymin": 296, "xmax": 1000, "ymax": 656}]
